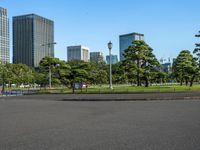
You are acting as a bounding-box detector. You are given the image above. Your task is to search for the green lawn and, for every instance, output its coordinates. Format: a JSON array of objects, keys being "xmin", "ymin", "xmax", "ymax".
[{"xmin": 38, "ymin": 84, "xmax": 200, "ymax": 94}]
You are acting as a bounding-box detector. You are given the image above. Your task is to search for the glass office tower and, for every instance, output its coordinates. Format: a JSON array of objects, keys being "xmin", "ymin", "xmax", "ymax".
[
  {"xmin": 67, "ymin": 45, "xmax": 89, "ymax": 62},
  {"xmin": 0, "ymin": 7, "xmax": 9, "ymax": 63},
  {"xmin": 119, "ymin": 32, "xmax": 144, "ymax": 61},
  {"xmin": 90, "ymin": 52, "xmax": 104, "ymax": 63},
  {"xmin": 106, "ymin": 54, "xmax": 118, "ymax": 64},
  {"xmin": 13, "ymin": 14, "xmax": 54, "ymax": 67}
]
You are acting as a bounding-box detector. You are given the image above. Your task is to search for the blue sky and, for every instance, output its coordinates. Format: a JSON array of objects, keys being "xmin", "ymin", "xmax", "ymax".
[{"xmin": 1, "ymin": 0, "xmax": 200, "ymax": 62}]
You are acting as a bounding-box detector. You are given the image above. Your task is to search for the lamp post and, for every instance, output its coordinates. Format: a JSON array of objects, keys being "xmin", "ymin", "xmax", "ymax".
[
  {"xmin": 41, "ymin": 42, "xmax": 56, "ymax": 89},
  {"xmin": 1, "ymin": 64, "xmax": 5, "ymax": 95},
  {"xmin": 108, "ymin": 41, "xmax": 113, "ymax": 89},
  {"xmin": 48, "ymin": 65, "xmax": 52, "ymax": 89}
]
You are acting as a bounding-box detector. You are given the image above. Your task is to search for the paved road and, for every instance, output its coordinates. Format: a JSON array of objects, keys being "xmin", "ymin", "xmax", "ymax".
[{"xmin": 0, "ymin": 95, "xmax": 200, "ymax": 150}]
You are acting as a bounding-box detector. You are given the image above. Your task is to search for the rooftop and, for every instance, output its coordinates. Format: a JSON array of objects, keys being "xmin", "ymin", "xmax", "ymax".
[
  {"xmin": 119, "ymin": 32, "xmax": 144, "ymax": 37},
  {"xmin": 13, "ymin": 13, "xmax": 53, "ymax": 22}
]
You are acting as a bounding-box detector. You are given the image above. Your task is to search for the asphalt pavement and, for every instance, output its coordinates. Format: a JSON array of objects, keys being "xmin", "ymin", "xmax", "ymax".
[{"xmin": 0, "ymin": 94, "xmax": 200, "ymax": 150}]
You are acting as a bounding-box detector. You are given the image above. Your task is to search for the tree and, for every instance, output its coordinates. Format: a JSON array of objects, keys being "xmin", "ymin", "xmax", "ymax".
[
  {"xmin": 11, "ymin": 64, "xmax": 34, "ymax": 86},
  {"xmin": 173, "ymin": 50, "xmax": 196, "ymax": 86},
  {"xmin": 34, "ymin": 72, "xmax": 47, "ymax": 87},
  {"xmin": 0, "ymin": 63, "xmax": 35, "ymax": 88},
  {"xmin": 89, "ymin": 61, "xmax": 108, "ymax": 85},
  {"xmin": 123, "ymin": 40, "xmax": 160, "ymax": 87},
  {"xmin": 192, "ymin": 31, "xmax": 200, "ymax": 86},
  {"xmin": 39, "ymin": 56, "xmax": 71, "ymax": 87},
  {"xmin": 112, "ymin": 62, "xmax": 127, "ymax": 84},
  {"xmin": 67, "ymin": 60, "xmax": 91, "ymax": 93}
]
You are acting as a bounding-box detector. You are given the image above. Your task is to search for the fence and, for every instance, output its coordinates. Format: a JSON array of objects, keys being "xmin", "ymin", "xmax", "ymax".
[{"xmin": 1, "ymin": 89, "xmax": 40, "ymax": 96}]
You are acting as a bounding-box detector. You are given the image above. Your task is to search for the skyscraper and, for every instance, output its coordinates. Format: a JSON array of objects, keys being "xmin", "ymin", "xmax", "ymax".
[
  {"xmin": 67, "ymin": 45, "xmax": 89, "ymax": 62},
  {"xmin": 119, "ymin": 32, "xmax": 144, "ymax": 61},
  {"xmin": 90, "ymin": 52, "xmax": 104, "ymax": 63},
  {"xmin": 106, "ymin": 54, "xmax": 118, "ymax": 64},
  {"xmin": 13, "ymin": 14, "xmax": 54, "ymax": 67},
  {"xmin": 0, "ymin": 7, "xmax": 9, "ymax": 63}
]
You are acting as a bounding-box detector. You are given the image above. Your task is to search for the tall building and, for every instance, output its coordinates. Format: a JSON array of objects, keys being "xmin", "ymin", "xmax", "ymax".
[
  {"xmin": 106, "ymin": 54, "xmax": 118, "ymax": 64},
  {"xmin": 13, "ymin": 14, "xmax": 54, "ymax": 67},
  {"xmin": 161, "ymin": 58, "xmax": 172, "ymax": 73},
  {"xmin": 119, "ymin": 32, "xmax": 144, "ymax": 61},
  {"xmin": 67, "ymin": 45, "xmax": 89, "ymax": 62},
  {"xmin": 162, "ymin": 62, "xmax": 171, "ymax": 73},
  {"xmin": 0, "ymin": 7, "xmax": 9, "ymax": 63},
  {"xmin": 90, "ymin": 52, "xmax": 104, "ymax": 63}
]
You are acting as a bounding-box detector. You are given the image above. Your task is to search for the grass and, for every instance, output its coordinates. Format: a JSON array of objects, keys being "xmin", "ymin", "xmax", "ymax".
[{"xmin": 36, "ymin": 84, "xmax": 200, "ymax": 94}]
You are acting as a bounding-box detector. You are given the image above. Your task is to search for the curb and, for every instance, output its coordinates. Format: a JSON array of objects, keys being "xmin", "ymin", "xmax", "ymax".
[{"xmin": 61, "ymin": 97, "xmax": 200, "ymax": 101}]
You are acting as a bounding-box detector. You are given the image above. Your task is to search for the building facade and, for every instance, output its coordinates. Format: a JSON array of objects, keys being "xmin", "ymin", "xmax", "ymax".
[
  {"xmin": 90, "ymin": 52, "xmax": 104, "ymax": 63},
  {"xmin": 162, "ymin": 62, "xmax": 172, "ymax": 73},
  {"xmin": 67, "ymin": 45, "xmax": 89, "ymax": 62},
  {"xmin": 119, "ymin": 32, "xmax": 144, "ymax": 61},
  {"xmin": 106, "ymin": 54, "xmax": 118, "ymax": 64},
  {"xmin": 13, "ymin": 14, "xmax": 54, "ymax": 67},
  {"xmin": 0, "ymin": 7, "xmax": 9, "ymax": 63}
]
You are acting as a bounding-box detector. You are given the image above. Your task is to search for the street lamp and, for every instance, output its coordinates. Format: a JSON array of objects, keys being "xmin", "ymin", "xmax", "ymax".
[
  {"xmin": 47, "ymin": 63, "xmax": 60, "ymax": 89},
  {"xmin": 108, "ymin": 41, "xmax": 113, "ymax": 89},
  {"xmin": 1, "ymin": 64, "xmax": 5, "ymax": 95},
  {"xmin": 41, "ymin": 42, "xmax": 56, "ymax": 89}
]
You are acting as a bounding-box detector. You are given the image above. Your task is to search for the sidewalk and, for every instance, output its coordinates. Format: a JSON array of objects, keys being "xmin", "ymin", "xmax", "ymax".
[
  {"xmin": 61, "ymin": 92, "xmax": 200, "ymax": 101},
  {"xmin": 1, "ymin": 92, "xmax": 200, "ymax": 101}
]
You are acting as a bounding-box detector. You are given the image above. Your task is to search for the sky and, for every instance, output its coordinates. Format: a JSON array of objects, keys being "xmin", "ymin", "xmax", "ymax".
[{"xmin": 1, "ymin": 0, "xmax": 200, "ymax": 62}]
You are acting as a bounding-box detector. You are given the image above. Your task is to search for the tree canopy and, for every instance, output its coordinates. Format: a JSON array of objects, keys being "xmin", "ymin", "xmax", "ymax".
[
  {"xmin": 123, "ymin": 40, "xmax": 161, "ymax": 87},
  {"xmin": 172, "ymin": 50, "xmax": 197, "ymax": 86}
]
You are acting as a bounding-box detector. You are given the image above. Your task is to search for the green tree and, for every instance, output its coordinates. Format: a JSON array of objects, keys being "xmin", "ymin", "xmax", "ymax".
[
  {"xmin": 0, "ymin": 63, "xmax": 35, "ymax": 88},
  {"xmin": 123, "ymin": 40, "xmax": 160, "ymax": 87},
  {"xmin": 34, "ymin": 72, "xmax": 47, "ymax": 87},
  {"xmin": 193, "ymin": 32, "xmax": 200, "ymax": 86},
  {"xmin": 112, "ymin": 62, "xmax": 128, "ymax": 84},
  {"xmin": 39, "ymin": 56, "xmax": 71, "ymax": 87},
  {"xmin": 89, "ymin": 61, "xmax": 108, "ymax": 85},
  {"xmin": 67, "ymin": 60, "xmax": 91, "ymax": 93},
  {"xmin": 6, "ymin": 64, "xmax": 35, "ymax": 86},
  {"xmin": 173, "ymin": 50, "xmax": 196, "ymax": 86}
]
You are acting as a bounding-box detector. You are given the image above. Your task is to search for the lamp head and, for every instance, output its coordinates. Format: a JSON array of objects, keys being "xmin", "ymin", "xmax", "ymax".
[{"xmin": 108, "ymin": 41, "xmax": 113, "ymax": 50}]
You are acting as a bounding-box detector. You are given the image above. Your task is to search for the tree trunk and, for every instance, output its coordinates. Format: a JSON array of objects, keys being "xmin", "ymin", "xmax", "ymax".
[
  {"xmin": 145, "ymin": 77, "xmax": 149, "ymax": 87},
  {"xmin": 190, "ymin": 75, "xmax": 195, "ymax": 87},
  {"xmin": 180, "ymin": 79, "xmax": 183, "ymax": 86},
  {"xmin": 185, "ymin": 79, "xmax": 188, "ymax": 86},
  {"xmin": 137, "ymin": 59, "xmax": 140, "ymax": 87},
  {"xmin": 71, "ymin": 82, "xmax": 75, "ymax": 94},
  {"xmin": 137, "ymin": 71, "xmax": 140, "ymax": 86}
]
